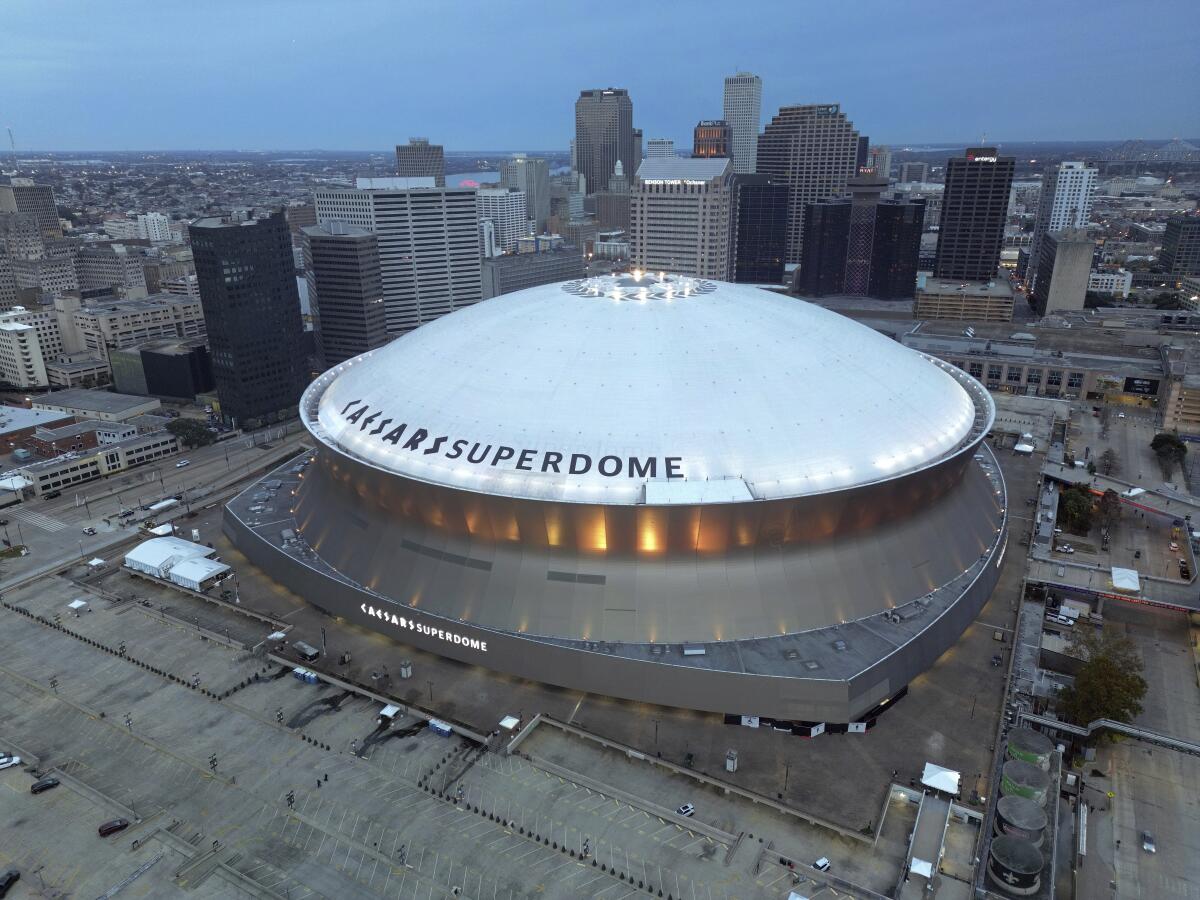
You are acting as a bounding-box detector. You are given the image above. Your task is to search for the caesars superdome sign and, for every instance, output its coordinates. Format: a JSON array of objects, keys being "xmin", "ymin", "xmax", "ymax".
[{"xmin": 339, "ymin": 399, "xmax": 685, "ymax": 480}]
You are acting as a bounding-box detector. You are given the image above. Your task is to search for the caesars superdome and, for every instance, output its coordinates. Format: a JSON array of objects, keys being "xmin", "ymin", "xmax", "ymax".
[{"xmin": 226, "ymin": 274, "xmax": 1007, "ymax": 725}]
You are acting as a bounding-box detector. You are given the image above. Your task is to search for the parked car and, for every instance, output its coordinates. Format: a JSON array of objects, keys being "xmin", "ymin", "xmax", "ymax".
[
  {"xmin": 1169, "ymin": 542, "xmax": 1179, "ymax": 551},
  {"xmin": 82, "ymin": 527, "xmax": 97, "ymax": 536},
  {"xmin": 812, "ymin": 857, "xmax": 831, "ymax": 872},
  {"xmin": 30, "ymin": 776, "xmax": 59, "ymax": 794},
  {"xmin": 43, "ymin": 490, "xmax": 61, "ymax": 499},
  {"xmin": 0, "ymin": 754, "xmax": 21, "ymax": 770},
  {"xmin": 1141, "ymin": 831, "xmax": 1156, "ymax": 853},
  {"xmin": 676, "ymin": 803, "xmax": 695, "ymax": 818},
  {"xmin": 98, "ymin": 818, "xmax": 131, "ymax": 837},
  {"xmin": 0, "ymin": 870, "xmax": 20, "ymax": 898}
]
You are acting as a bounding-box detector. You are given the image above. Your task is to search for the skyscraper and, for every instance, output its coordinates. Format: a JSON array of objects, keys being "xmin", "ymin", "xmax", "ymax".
[
  {"xmin": 723, "ymin": 72, "xmax": 762, "ymax": 175},
  {"xmin": 730, "ymin": 174, "xmax": 788, "ymax": 284},
  {"xmin": 693, "ymin": 120, "xmax": 732, "ymax": 159},
  {"xmin": 395, "ymin": 138, "xmax": 446, "ymax": 187},
  {"xmin": 1030, "ymin": 229, "xmax": 1093, "ymax": 316},
  {"xmin": 302, "ymin": 223, "xmax": 389, "ymax": 369},
  {"xmin": 575, "ymin": 89, "xmax": 635, "ymax": 198},
  {"xmin": 934, "ymin": 148, "xmax": 1015, "ymax": 281},
  {"xmin": 1027, "ymin": 161, "xmax": 1097, "ymax": 290},
  {"xmin": 646, "ymin": 138, "xmax": 675, "ymax": 159},
  {"xmin": 477, "ymin": 188, "xmax": 530, "ymax": 254},
  {"xmin": 899, "ymin": 161, "xmax": 929, "ymax": 183},
  {"xmin": 631, "ymin": 158, "xmax": 733, "ymax": 280},
  {"xmin": 1161, "ymin": 216, "xmax": 1200, "ymax": 278},
  {"xmin": 313, "ymin": 180, "xmax": 482, "ymax": 334},
  {"xmin": 499, "ymin": 154, "xmax": 550, "ymax": 233},
  {"xmin": 797, "ymin": 173, "xmax": 924, "ymax": 299},
  {"xmin": 0, "ymin": 179, "xmax": 61, "ymax": 242},
  {"xmin": 189, "ymin": 212, "xmax": 308, "ymax": 426},
  {"xmin": 866, "ymin": 145, "xmax": 892, "ymax": 179},
  {"xmin": 756, "ymin": 104, "xmax": 861, "ymax": 264}
]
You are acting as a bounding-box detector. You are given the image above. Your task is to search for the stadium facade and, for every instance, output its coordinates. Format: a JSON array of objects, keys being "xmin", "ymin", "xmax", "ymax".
[{"xmin": 226, "ymin": 273, "xmax": 1006, "ymax": 724}]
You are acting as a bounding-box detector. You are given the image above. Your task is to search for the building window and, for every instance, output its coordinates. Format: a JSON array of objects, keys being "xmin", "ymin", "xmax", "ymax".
[
  {"xmin": 1026, "ymin": 369, "xmax": 1042, "ymax": 385},
  {"xmin": 1006, "ymin": 368, "xmax": 1023, "ymax": 383},
  {"xmin": 987, "ymin": 364, "xmax": 1002, "ymax": 381},
  {"xmin": 1047, "ymin": 370, "xmax": 1063, "ymax": 387},
  {"xmin": 1067, "ymin": 372, "xmax": 1084, "ymax": 389}
]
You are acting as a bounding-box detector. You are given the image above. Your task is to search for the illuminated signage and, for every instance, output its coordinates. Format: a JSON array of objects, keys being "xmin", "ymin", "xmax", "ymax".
[
  {"xmin": 641, "ymin": 179, "xmax": 709, "ymax": 186},
  {"xmin": 361, "ymin": 603, "xmax": 488, "ymax": 652},
  {"xmin": 969, "ymin": 155, "xmax": 998, "ymax": 163},
  {"xmin": 338, "ymin": 399, "xmax": 685, "ymax": 480},
  {"xmin": 1122, "ymin": 377, "xmax": 1159, "ymax": 396}
]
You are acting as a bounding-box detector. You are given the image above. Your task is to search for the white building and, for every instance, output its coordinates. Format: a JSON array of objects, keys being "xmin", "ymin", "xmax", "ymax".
[
  {"xmin": 0, "ymin": 321, "xmax": 48, "ymax": 387},
  {"xmin": 646, "ymin": 138, "xmax": 675, "ymax": 159},
  {"xmin": 631, "ymin": 157, "xmax": 734, "ymax": 280},
  {"xmin": 499, "ymin": 155, "xmax": 550, "ymax": 233},
  {"xmin": 103, "ymin": 218, "xmax": 142, "ymax": 240},
  {"xmin": 138, "ymin": 213, "xmax": 173, "ymax": 243},
  {"xmin": 1028, "ymin": 161, "xmax": 1098, "ymax": 288},
  {"xmin": 1088, "ymin": 269, "xmax": 1132, "ymax": 298},
  {"xmin": 476, "ymin": 188, "xmax": 530, "ymax": 255},
  {"xmin": 54, "ymin": 293, "xmax": 206, "ymax": 361},
  {"xmin": 867, "ymin": 145, "xmax": 893, "ymax": 179},
  {"xmin": 723, "ymin": 71, "xmax": 762, "ymax": 174},
  {"xmin": 314, "ymin": 180, "xmax": 483, "ymax": 334}
]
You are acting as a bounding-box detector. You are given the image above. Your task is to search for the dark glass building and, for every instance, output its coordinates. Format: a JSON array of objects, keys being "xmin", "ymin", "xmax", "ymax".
[
  {"xmin": 797, "ymin": 173, "xmax": 923, "ymax": 299},
  {"xmin": 190, "ymin": 212, "xmax": 308, "ymax": 427},
  {"xmin": 1161, "ymin": 215, "xmax": 1200, "ymax": 278},
  {"xmin": 731, "ymin": 175, "xmax": 789, "ymax": 284},
  {"xmin": 693, "ymin": 120, "xmax": 732, "ymax": 159},
  {"xmin": 302, "ymin": 223, "xmax": 389, "ymax": 369},
  {"xmin": 574, "ymin": 88, "xmax": 635, "ymax": 198},
  {"xmin": 934, "ymin": 147, "xmax": 1015, "ymax": 281}
]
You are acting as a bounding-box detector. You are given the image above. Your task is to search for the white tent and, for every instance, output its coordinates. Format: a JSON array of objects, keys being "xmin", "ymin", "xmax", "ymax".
[
  {"xmin": 1110, "ymin": 567, "xmax": 1141, "ymax": 593},
  {"xmin": 168, "ymin": 556, "xmax": 231, "ymax": 591},
  {"xmin": 124, "ymin": 536, "xmax": 214, "ymax": 579},
  {"xmin": 920, "ymin": 762, "xmax": 961, "ymax": 796},
  {"xmin": 910, "ymin": 858, "xmax": 934, "ymax": 879},
  {"xmin": 67, "ymin": 598, "xmax": 89, "ymax": 611},
  {"xmin": 1013, "ymin": 443, "xmax": 1035, "ymax": 455}
]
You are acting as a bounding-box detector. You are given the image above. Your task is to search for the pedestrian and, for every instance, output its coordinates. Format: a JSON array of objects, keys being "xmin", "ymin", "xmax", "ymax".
[
  {"xmin": 324, "ymin": 772, "xmax": 328, "ymax": 782},
  {"xmin": 317, "ymin": 779, "xmax": 321, "ymax": 789}
]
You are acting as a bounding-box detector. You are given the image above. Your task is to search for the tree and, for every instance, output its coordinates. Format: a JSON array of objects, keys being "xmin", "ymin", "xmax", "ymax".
[
  {"xmin": 1058, "ymin": 484, "xmax": 1094, "ymax": 533},
  {"xmin": 1058, "ymin": 626, "xmax": 1148, "ymax": 725},
  {"xmin": 1098, "ymin": 488, "xmax": 1121, "ymax": 527},
  {"xmin": 1098, "ymin": 448, "xmax": 1119, "ymax": 476},
  {"xmin": 1150, "ymin": 432, "xmax": 1187, "ymax": 478},
  {"xmin": 1151, "ymin": 292, "xmax": 1183, "ymax": 310},
  {"xmin": 166, "ymin": 418, "xmax": 216, "ymax": 449}
]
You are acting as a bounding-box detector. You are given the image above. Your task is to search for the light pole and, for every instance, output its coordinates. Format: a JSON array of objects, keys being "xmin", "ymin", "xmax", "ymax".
[{"xmin": 427, "ymin": 680, "xmax": 434, "ymax": 704}]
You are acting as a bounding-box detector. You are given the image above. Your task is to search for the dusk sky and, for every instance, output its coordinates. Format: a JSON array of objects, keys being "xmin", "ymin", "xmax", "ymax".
[{"xmin": 4, "ymin": 0, "xmax": 1197, "ymax": 151}]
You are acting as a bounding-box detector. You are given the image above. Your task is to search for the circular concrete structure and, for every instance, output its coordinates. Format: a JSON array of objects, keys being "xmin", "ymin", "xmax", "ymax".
[
  {"xmin": 988, "ymin": 835, "xmax": 1043, "ymax": 896},
  {"xmin": 1007, "ymin": 727, "xmax": 1054, "ymax": 769},
  {"xmin": 226, "ymin": 274, "xmax": 1007, "ymax": 723},
  {"xmin": 1001, "ymin": 760, "xmax": 1051, "ymax": 806},
  {"xmin": 995, "ymin": 795, "xmax": 1049, "ymax": 847}
]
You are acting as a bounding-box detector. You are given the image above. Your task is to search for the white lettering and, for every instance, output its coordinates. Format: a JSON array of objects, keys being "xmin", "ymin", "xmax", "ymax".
[{"xmin": 358, "ymin": 605, "xmax": 488, "ymax": 652}]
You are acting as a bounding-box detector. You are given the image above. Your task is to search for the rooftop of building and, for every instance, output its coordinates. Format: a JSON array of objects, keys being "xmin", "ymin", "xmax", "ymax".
[
  {"xmin": 16, "ymin": 428, "xmax": 175, "ymax": 472},
  {"xmin": 0, "ymin": 406, "xmax": 75, "ymax": 435},
  {"xmin": 33, "ymin": 388, "xmax": 158, "ymax": 414},
  {"xmin": 300, "ymin": 222, "xmax": 373, "ymax": 239},
  {"xmin": 918, "ymin": 278, "xmax": 1015, "ymax": 299},
  {"xmin": 33, "ymin": 418, "xmax": 110, "ymax": 441},
  {"xmin": 635, "ymin": 158, "xmax": 731, "ymax": 182},
  {"xmin": 74, "ymin": 292, "xmax": 200, "ymax": 316},
  {"xmin": 45, "ymin": 357, "xmax": 108, "ymax": 374}
]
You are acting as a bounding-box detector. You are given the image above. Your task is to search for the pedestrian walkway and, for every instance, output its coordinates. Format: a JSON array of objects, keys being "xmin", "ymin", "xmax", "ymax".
[{"xmin": 9, "ymin": 506, "xmax": 69, "ymax": 532}]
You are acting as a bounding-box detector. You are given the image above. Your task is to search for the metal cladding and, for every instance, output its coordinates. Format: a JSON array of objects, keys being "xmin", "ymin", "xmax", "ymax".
[
  {"xmin": 1000, "ymin": 760, "xmax": 1051, "ymax": 806},
  {"xmin": 994, "ymin": 795, "xmax": 1049, "ymax": 847},
  {"xmin": 1006, "ymin": 727, "xmax": 1055, "ymax": 770},
  {"xmin": 226, "ymin": 275, "xmax": 1007, "ymax": 724},
  {"xmin": 987, "ymin": 835, "xmax": 1043, "ymax": 896}
]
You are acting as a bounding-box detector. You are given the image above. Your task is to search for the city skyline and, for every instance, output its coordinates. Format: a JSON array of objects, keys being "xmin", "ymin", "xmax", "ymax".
[{"xmin": 3, "ymin": 0, "xmax": 1196, "ymax": 151}]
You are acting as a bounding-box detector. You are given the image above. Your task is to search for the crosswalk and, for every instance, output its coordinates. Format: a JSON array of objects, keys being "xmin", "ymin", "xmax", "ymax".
[{"xmin": 8, "ymin": 507, "xmax": 69, "ymax": 532}]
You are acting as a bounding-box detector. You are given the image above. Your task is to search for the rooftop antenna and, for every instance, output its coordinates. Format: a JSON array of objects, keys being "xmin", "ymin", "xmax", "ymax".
[{"xmin": 6, "ymin": 127, "xmax": 14, "ymax": 171}]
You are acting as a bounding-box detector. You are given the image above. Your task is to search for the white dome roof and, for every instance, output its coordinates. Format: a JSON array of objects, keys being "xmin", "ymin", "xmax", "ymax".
[{"xmin": 307, "ymin": 274, "xmax": 985, "ymax": 504}]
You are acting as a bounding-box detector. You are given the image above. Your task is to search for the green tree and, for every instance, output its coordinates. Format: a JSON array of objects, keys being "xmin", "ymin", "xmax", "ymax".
[
  {"xmin": 1058, "ymin": 484, "xmax": 1094, "ymax": 533},
  {"xmin": 1150, "ymin": 432, "xmax": 1188, "ymax": 478},
  {"xmin": 1098, "ymin": 448, "xmax": 1118, "ymax": 476},
  {"xmin": 1059, "ymin": 626, "xmax": 1148, "ymax": 725},
  {"xmin": 1098, "ymin": 488, "xmax": 1121, "ymax": 527},
  {"xmin": 166, "ymin": 418, "xmax": 216, "ymax": 448},
  {"xmin": 1151, "ymin": 292, "xmax": 1183, "ymax": 310}
]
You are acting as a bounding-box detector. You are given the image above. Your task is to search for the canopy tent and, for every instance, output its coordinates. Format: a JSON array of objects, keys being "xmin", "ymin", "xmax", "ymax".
[
  {"xmin": 921, "ymin": 762, "xmax": 961, "ymax": 796},
  {"xmin": 1110, "ymin": 567, "xmax": 1141, "ymax": 593}
]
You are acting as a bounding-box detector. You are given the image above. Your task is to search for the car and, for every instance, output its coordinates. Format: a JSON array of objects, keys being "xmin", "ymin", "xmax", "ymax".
[
  {"xmin": 1141, "ymin": 831, "xmax": 1156, "ymax": 853},
  {"xmin": 676, "ymin": 803, "xmax": 695, "ymax": 817},
  {"xmin": 0, "ymin": 519, "xmax": 7, "ymax": 526},
  {"xmin": 30, "ymin": 776, "xmax": 60, "ymax": 794},
  {"xmin": 98, "ymin": 818, "xmax": 131, "ymax": 837},
  {"xmin": 175, "ymin": 459, "xmax": 191, "ymax": 468},
  {"xmin": 43, "ymin": 490, "xmax": 61, "ymax": 499},
  {"xmin": 812, "ymin": 857, "xmax": 831, "ymax": 872},
  {"xmin": 0, "ymin": 754, "xmax": 21, "ymax": 771},
  {"xmin": 1117, "ymin": 412, "xmax": 1126, "ymax": 418},
  {"xmin": 0, "ymin": 869, "xmax": 19, "ymax": 898},
  {"xmin": 1053, "ymin": 527, "xmax": 1063, "ymax": 534},
  {"xmin": 991, "ymin": 654, "xmax": 1003, "ymax": 667},
  {"xmin": 82, "ymin": 526, "xmax": 97, "ymax": 536},
  {"xmin": 1169, "ymin": 542, "xmax": 1179, "ymax": 551}
]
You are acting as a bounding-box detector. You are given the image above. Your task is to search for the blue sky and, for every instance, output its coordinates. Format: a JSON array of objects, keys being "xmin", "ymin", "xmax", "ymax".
[{"xmin": 3, "ymin": 0, "xmax": 1197, "ymax": 150}]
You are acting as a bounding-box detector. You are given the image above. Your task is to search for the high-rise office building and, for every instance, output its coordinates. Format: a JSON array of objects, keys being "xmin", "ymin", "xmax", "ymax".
[
  {"xmin": 899, "ymin": 161, "xmax": 929, "ymax": 183},
  {"xmin": 646, "ymin": 138, "xmax": 675, "ymax": 159},
  {"xmin": 302, "ymin": 223, "xmax": 389, "ymax": 369},
  {"xmin": 933, "ymin": 147, "xmax": 1015, "ymax": 281},
  {"xmin": 1028, "ymin": 161, "xmax": 1097, "ymax": 290},
  {"xmin": 1030, "ymin": 229, "xmax": 1093, "ymax": 316},
  {"xmin": 723, "ymin": 72, "xmax": 762, "ymax": 175},
  {"xmin": 395, "ymin": 138, "xmax": 445, "ymax": 187},
  {"xmin": 1161, "ymin": 216, "xmax": 1200, "ymax": 277},
  {"xmin": 477, "ymin": 188, "xmax": 530, "ymax": 254},
  {"xmin": 499, "ymin": 154, "xmax": 550, "ymax": 233},
  {"xmin": 137, "ymin": 213, "xmax": 173, "ymax": 242},
  {"xmin": 631, "ymin": 158, "xmax": 733, "ymax": 280},
  {"xmin": 730, "ymin": 174, "xmax": 788, "ymax": 284},
  {"xmin": 756, "ymin": 104, "xmax": 861, "ymax": 264},
  {"xmin": 693, "ymin": 120, "xmax": 732, "ymax": 159},
  {"xmin": 0, "ymin": 179, "xmax": 61, "ymax": 242},
  {"xmin": 595, "ymin": 161, "xmax": 632, "ymax": 234},
  {"xmin": 632, "ymin": 129, "xmax": 643, "ymax": 171},
  {"xmin": 866, "ymin": 145, "xmax": 892, "ymax": 179},
  {"xmin": 481, "ymin": 248, "xmax": 586, "ymax": 299},
  {"xmin": 74, "ymin": 244, "xmax": 149, "ymax": 298},
  {"xmin": 856, "ymin": 136, "xmax": 870, "ymax": 172},
  {"xmin": 0, "ymin": 212, "xmax": 43, "ymax": 260},
  {"xmin": 797, "ymin": 173, "xmax": 924, "ymax": 299},
  {"xmin": 189, "ymin": 212, "xmax": 308, "ymax": 426},
  {"xmin": 575, "ymin": 88, "xmax": 635, "ymax": 199},
  {"xmin": 314, "ymin": 179, "xmax": 482, "ymax": 334},
  {"xmin": 0, "ymin": 248, "xmax": 15, "ymax": 310}
]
